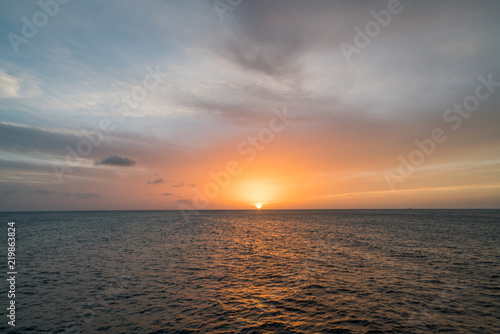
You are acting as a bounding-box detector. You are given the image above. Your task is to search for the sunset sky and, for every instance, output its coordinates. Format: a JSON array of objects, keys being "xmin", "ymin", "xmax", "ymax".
[{"xmin": 1, "ymin": 0, "xmax": 499, "ymax": 211}]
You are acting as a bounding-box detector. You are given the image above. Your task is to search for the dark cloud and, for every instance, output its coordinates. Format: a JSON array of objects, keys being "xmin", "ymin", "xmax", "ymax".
[
  {"xmin": 216, "ymin": 0, "xmax": 500, "ymax": 105},
  {"xmin": 95, "ymin": 154, "xmax": 136, "ymax": 167},
  {"xmin": 2, "ymin": 190, "xmax": 17, "ymax": 195},
  {"xmin": 219, "ymin": 36, "xmax": 302, "ymax": 79},
  {"xmin": 0, "ymin": 122, "xmax": 174, "ymax": 169},
  {"xmin": 213, "ymin": 0, "xmax": 356, "ymax": 79},
  {"xmin": 0, "ymin": 122, "xmax": 81, "ymax": 154},
  {"xmin": 161, "ymin": 193, "xmax": 173, "ymax": 196},
  {"xmin": 148, "ymin": 178, "xmax": 164, "ymax": 184},
  {"xmin": 75, "ymin": 192, "xmax": 100, "ymax": 199}
]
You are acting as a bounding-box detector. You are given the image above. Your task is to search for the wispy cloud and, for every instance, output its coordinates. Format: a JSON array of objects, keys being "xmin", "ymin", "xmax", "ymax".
[
  {"xmin": 171, "ymin": 182, "xmax": 196, "ymax": 188},
  {"xmin": 0, "ymin": 70, "xmax": 20, "ymax": 99},
  {"xmin": 33, "ymin": 189, "xmax": 54, "ymax": 195},
  {"xmin": 0, "ymin": 70, "xmax": 42, "ymax": 99},
  {"xmin": 176, "ymin": 199, "xmax": 192, "ymax": 205}
]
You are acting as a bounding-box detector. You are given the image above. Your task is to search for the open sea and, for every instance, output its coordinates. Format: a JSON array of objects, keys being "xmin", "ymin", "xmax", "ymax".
[{"xmin": 0, "ymin": 209, "xmax": 499, "ymax": 333}]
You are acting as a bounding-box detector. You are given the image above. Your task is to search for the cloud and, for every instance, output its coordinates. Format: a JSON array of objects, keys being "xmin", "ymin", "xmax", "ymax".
[
  {"xmin": 176, "ymin": 199, "xmax": 192, "ymax": 205},
  {"xmin": 161, "ymin": 193, "xmax": 173, "ymax": 196},
  {"xmin": 0, "ymin": 122, "xmax": 81, "ymax": 154},
  {"xmin": 2, "ymin": 190, "xmax": 17, "ymax": 195},
  {"xmin": 0, "ymin": 70, "xmax": 42, "ymax": 99},
  {"xmin": 0, "ymin": 70, "xmax": 20, "ymax": 99},
  {"xmin": 184, "ymin": 99, "xmax": 278, "ymax": 125},
  {"xmin": 148, "ymin": 178, "xmax": 164, "ymax": 184},
  {"xmin": 0, "ymin": 158, "xmax": 53, "ymax": 173},
  {"xmin": 171, "ymin": 183, "xmax": 196, "ymax": 188},
  {"xmin": 33, "ymin": 189, "xmax": 54, "ymax": 195},
  {"xmin": 75, "ymin": 192, "xmax": 100, "ymax": 199},
  {"xmin": 95, "ymin": 154, "xmax": 136, "ymax": 167}
]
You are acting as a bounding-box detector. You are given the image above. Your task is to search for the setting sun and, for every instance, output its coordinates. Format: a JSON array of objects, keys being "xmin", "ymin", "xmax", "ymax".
[{"xmin": 255, "ymin": 203, "xmax": 263, "ymax": 209}]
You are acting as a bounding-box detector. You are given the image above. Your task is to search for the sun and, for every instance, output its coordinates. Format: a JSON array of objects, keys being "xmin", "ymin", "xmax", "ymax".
[{"xmin": 255, "ymin": 203, "xmax": 263, "ymax": 209}]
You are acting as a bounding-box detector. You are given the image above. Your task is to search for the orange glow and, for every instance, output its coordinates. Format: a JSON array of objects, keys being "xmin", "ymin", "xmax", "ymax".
[
  {"xmin": 87, "ymin": 125, "xmax": 500, "ymax": 211},
  {"xmin": 221, "ymin": 177, "xmax": 284, "ymax": 208}
]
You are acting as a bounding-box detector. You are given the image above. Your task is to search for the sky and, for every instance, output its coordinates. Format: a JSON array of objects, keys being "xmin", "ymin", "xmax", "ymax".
[{"xmin": 0, "ymin": 0, "xmax": 499, "ymax": 211}]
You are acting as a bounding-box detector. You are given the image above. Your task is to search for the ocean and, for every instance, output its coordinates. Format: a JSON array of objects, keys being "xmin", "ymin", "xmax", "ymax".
[{"xmin": 0, "ymin": 209, "xmax": 499, "ymax": 333}]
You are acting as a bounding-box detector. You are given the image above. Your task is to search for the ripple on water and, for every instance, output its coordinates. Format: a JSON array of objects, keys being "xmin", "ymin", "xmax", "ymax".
[{"xmin": 0, "ymin": 209, "xmax": 499, "ymax": 333}]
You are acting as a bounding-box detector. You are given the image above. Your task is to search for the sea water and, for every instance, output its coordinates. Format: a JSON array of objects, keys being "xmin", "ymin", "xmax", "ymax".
[{"xmin": 0, "ymin": 209, "xmax": 498, "ymax": 333}]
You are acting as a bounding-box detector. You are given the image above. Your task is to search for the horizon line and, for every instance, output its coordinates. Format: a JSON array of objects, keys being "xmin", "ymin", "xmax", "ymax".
[{"xmin": 1, "ymin": 208, "xmax": 499, "ymax": 213}]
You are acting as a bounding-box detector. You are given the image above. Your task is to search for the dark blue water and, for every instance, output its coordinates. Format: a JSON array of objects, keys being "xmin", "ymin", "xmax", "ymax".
[{"xmin": 0, "ymin": 210, "xmax": 499, "ymax": 333}]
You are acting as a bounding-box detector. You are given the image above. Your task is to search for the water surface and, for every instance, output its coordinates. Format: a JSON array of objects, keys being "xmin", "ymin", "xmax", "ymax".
[{"xmin": 0, "ymin": 209, "xmax": 499, "ymax": 333}]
